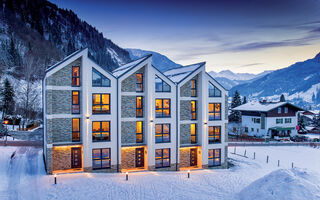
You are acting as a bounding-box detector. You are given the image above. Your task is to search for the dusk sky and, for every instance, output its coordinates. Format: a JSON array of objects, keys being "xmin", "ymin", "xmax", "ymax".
[{"xmin": 49, "ymin": 0, "xmax": 320, "ymax": 74}]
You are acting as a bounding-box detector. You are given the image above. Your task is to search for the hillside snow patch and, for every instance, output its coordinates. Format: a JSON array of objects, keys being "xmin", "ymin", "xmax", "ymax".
[{"xmin": 238, "ymin": 168, "xmax": 320, "ymax": 200}]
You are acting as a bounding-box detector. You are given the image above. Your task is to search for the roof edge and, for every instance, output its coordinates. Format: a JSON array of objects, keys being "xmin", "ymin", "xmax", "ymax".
[{"xmin": 116, "ymin": 54, "xmax": 152, "ymax": 79}]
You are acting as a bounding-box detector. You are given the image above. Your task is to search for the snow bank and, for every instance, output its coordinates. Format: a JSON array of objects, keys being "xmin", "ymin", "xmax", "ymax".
[{"xmin": 238, "ymin": 168, "xmax": 320, "ymax": 200}]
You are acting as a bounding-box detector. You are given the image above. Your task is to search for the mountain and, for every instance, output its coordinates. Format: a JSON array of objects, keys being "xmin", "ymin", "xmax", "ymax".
[
  {"xmin": 126, "ymin": 48, "xmax": 182, "ymax": 72},
  {"xmin": 230, "ymin": 53, "xmax": 320, "ymax": 108}
]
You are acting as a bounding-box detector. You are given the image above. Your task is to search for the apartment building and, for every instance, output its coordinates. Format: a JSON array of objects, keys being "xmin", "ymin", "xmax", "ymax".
[{"xmin": 43, "ymin": 48, "xmax": 228, "ymax": 174}]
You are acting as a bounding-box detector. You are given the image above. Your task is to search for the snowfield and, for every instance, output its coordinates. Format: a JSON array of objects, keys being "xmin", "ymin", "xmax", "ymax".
[{"xmin": 0, "ymin": 146, "xmax": 319, "ymax": 200}]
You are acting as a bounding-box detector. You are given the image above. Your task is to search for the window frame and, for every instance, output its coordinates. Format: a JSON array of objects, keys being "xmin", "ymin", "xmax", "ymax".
[
  {"xmin": 191, "ymin": 123, "xmax": 197, "ymax": 144},
  {"xmin": 209, "ymin": 82, "xmax": 222, "ymax": 97},
  {"xmin": 278, "ymin": 107, "xmax": 281, "ymax": 114},
  {"xmin": 136, "ymin": 121, "xmax": 143, "ymax": 143},
  {"xmin": 92, "ymin": 148, "xmax": 111, "ymax": 169},
  {"xmin": 136, "ymin": 96, "xmax": 143, "ymax": 118},
  {"xmin": 191, "ymin": 100, "xmax": 197, "ymax": 120},
  {"xmin": 72, "ymin": 66, "xmax": 80, "ymax": 87},
  {"xmin": 285, "ymin": 118, "xmax": 292, "ymax": 123},
  {"xmin": 72, "ymin": 118, "xmax": 80, "ymax": 142},
  {"xmin": 208, "ymin": 103, "xmax": 222, "ymax": 121},
  {"xmin": 92, "ymin": 93, "xmax": 111, "ymax": 114},
  {"xmin": 72, "ymin": 90, "xmax": 80, "ymax": 114},
  {"xmin": 191, "ymin": 79, "xmax": 197, "ymax": 97},
  {"xmin": 208, "ymin": 126, "xmax": 221, "ymax": 144},
  {"xmin": 155, "ymin": 75, "xmax": 171, "ymax": 92},
  {"xmin": 136, "ymin": 73, "xmax": 143, "ymax": 92},
  {"xmin": 155, "ymin": 124, "xmax": 170, "ymax": 143},
  {"xmin": 155, "ymin": 98, "xmax": 171, "ymax": 118},
  {"xmin": 284, "ymin": 107, "xmax": 288, "ymax": 113},
  {"xmin": 92, "ymin": 121, "xmax": 110, "ymax": 142},
  {"xmin": 92, "ymin": 68, "xmax": 111, "ymax": 87},
  {"xmin": 155, "ymin": 148, "xmax": 170, "ymax": 168},
  {"xmin": 208, "ymin": 149, "xmax": 221, "ymax": 167},
  {"xmin": 276, "ymin": 118, "xmax": 284, "ymax": 124}
]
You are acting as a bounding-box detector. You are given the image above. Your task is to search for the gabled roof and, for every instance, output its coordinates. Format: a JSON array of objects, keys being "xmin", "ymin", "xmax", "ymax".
[
  {"xmin": 164, "ymin": 62, "xmax": 205, "ymax": 83},
  {"xmin": 112, "ymin": 54, "xmax": 152, "ymax": 78},
  {"xmin": 233, "ymin": 101, "xmax": 304, "ymax": 112},
  {"xmin": 205, "ymin": 72, "xmax": 228, "ymax": 91}
]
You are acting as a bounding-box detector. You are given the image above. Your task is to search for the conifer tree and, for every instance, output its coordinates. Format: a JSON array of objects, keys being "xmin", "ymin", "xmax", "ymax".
[
  {"xmin": 242, "ymin": 96, "xmax": 247, "ymax": 104},
  {"xmin": 280, "ymin": 94, "xmax": 286, "ymax": 102},
  {"xmin": 229, "ymin": 90, "xmax": 242, "ymax": 122},
  {"xmin": 1, "ymin": 78, "xmax": 15, "ymax": 118}
]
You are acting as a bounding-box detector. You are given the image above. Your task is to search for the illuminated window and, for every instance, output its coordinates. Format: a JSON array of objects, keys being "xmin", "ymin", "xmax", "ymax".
[
  {"xmin": 72, "ymin": 91, "xmax": 80, "ymax": 114},
  {"xmin": 92, "ymin": 68, "xmax": 110, "ymax": 87},
  {"xmin": 92, "ymin": 94, "xmax": 110, "ymax": 114},
  {"xmin": 155, "ymin": 75, "xmax": 171, "ymax": 92},
  {"xmin": 92, "ymin": 121, "xmax": 110, "ymax": 142},
  {"xmin": 191, "ymin": 124, "xmax": 197, "ymax": 144},
  {"xmin": 72, "ymin": 118, "xmax": 80, "ymax": 142},
  {"xmin": 136, "ymin": 96, "xmax": 143, "ymax": 118},
  {"xmin": 136, "ymin": 121, "xmax": 143, "ymax": 143},
  {"xmin": 155, "ymin": 124, "xmax": 170, "ymax": 143},
  {"xmin": 155, "ymin": 148, "xmax": 170, "ymax": 168},
  {"xmin": 208, "ymin": 149, "xmax": 221, "ymax": 167},
  {"xmin": 209, "ymin": 103, "xmax": 221, "ymax": 120},
  {"xmin": 209, "ymin": 126, "xmax": 221, "ymax": 144},
  {"xmin": 191, "ymin": 79, "xmax": 197, "ymax": 97},
  {"xmin": 155, "ymin": 99, "xmax": 170, "ymax": 118},
  {"xmin": 191, "ymin": 100, "xmax": 197, "ymax": 120},
  {"xmin": 209, "ymin": 82, "xmax": 221, "ymax": 97},
  {"xmin": 92, "ymin": 148, "xmax": 110, "ymax": 169},
  {"xmin": 72, "ymin": 66, "xmax": 80, "ymax": 86},
  {"xmin": 136, "ymin": 73, "xmax": 143, "ymax": 92}
]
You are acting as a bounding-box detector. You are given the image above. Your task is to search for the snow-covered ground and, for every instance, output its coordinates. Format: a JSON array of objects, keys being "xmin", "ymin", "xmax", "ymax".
[{"xmin": 0, "ymin": 146, "xmax": 319, "ymax": 200}]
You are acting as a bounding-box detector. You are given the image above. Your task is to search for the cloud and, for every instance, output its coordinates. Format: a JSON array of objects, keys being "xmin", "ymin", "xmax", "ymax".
[{"xmin": 238, "ymin": 63, "xmax": 264, "ymax": 68}]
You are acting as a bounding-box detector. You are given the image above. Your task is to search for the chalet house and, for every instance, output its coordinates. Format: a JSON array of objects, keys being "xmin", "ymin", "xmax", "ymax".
[
  {"xmin": 233, "ymin": 101, "xmax": 304, "ymax": 138},
  {"xmin": 43, "ymin": 48, "xmax": 228, "ymax": 174}
]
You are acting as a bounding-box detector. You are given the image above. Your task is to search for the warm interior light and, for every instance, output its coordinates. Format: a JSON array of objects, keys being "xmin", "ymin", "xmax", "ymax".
[
  {"xmin": 126, "ymin": 172, "xmax": 128, "ymax": 175},
  {"xmin": 188, "ymin": 170, "xmax": 190, "ymax": 173},
  {"xmin": 4, "ymin": 120, "xmax": 8, "ymax": 124},
  {"xmin": 54, "ymin": 174, "xmax": 57, "ymax": 178}
]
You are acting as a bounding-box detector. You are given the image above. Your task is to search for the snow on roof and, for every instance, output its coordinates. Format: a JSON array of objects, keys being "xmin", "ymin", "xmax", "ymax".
[
  {"xmin": 233, "ymin": 101, "xmax": 292, "ymax": 112},
  {"xmin": 112, "ymin": 55, "xmax": 151, "ymax": 77},
  {"xmin": 164, "ymin": 62, "xmax": 205, "ymax": 83}
]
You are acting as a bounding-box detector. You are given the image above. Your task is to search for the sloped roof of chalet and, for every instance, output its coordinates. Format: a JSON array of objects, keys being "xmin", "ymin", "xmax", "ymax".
[
  {"xmin": 205, "ymin": 72, "xmax": 228, "ymax": 91},
  {"xmin": 233, "ymin": 101, "xmax": 304, "ymax": 112},
  {"xmin": 163, "ymin": 62, "xmax": 205, "ymax": 83},
  {"xmin": 112, "ymin": 54, "xmax": 152, "ymax": 78}
]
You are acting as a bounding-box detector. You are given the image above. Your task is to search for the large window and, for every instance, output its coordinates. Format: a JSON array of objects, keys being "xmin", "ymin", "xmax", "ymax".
[
  {"xmin": 155, "ymin": 124, "xmax": 170, "ymax": 143},
  {"xmin": 72, "ymin": 91, "xmax": 80, "ymax": 114},
  {"xmin": 155, "ymin": 148, "xmax": 170, "ymax": 168},
  {"xmin": 276, "ymin": 118, "xmax": 283, "ymax": 124},
  {"xmin": 191, "ymin": 123, "xmax": 197, "ymax": 143},
  {"xmin": 208, "ymin": 149, "xmax": 221, "ymax": 167},
  {"xmin": 209, "ymin": 126, "xmax": 221, "ymax": 144},
  {"xmin": 92, "ymin": 121, "xmax": 110, "ymax": 142},
  {"xmin": 136, "ymin": 97, "xmax": 143, "ymax": 118},
  {"xmin": 136, "ymin": 73, "xmax": 143, "ymax": 92},
  {"xmin": 92, "ymin": 94, "xmax": 110, "ymax": 114},
  {"xmin": 155, "ymin": 99, "xmax": 170, "ymax": 118},
  {"xmin": 72, "ymin": 118, "xmax": 80, "ymax": 142},
  {"xmin": 136, "ymin": 121, "xmax": 143, "ymax": 143},
  {"xmin": 209, "ymin": 103, "xmax": 221, "ymax": 120},
  {"xmin": 191, "ymin": 100, "xmax": 197, "ymax": 120},
  {"xmin": 72, "ymin": 66, "xmax": 80, "ymax": 86},
  {"xmin": 155, "ymin": 75, "xmax": 171, "ymax": 92},
  {"xmin": 92, "ymin": 148, "xmax": 111, "ymax": 169},
  {"xmin": 252, "ymin": 118, "xmax": 260, "ymax": 124},
  {"xmin": 209, "ymin": 82, "xmax": 221, "ymax": 97},
  {"xmin": 92, "ymin": 68, "xmax": 110, "ymax": 87},
  {"xmin": 191, "ymin": 79, "xmax": 197, "ymax": 97},
  {"xmin": 285, "ymin": 118, "xmax": 292, "ymax": 123}
]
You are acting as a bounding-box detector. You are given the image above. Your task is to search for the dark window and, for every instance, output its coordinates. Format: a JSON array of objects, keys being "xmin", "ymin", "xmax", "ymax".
[
  {"xmin": 284, "ymin": 107, "xmax": 288, "ymax": 113},
  {"xmin": 155, "ymin": 75, "xmax": 171, "ymax": 92},
  {"xmin": 209, "ymin": 82, "xmax": 221, "ymax": 97},
  {"xmin": 136, "ymin": 121, "xmax": 143, "ymax": 143},
  {"xmin": 72, "ymin": 91, "xmax": 80, "ymax": 114},
  {"xmin": 92, "ymin": 94, "xmax": 110, "ymax": 114},
  {"xmin": 276, "ymin": 118, "xmax": 283, "ymax": 124},
  {"xmin": 92, "ymin": 68, "xmax": 110, "ymax": 87},
  {"xmin": 136, "ymin": 96, "xmax": 143, "ymax": 118},
  {"xmin": 252, "ymin": 118, "xmax": 260, "ymax": 124},
  {"xmin": 72, "ymin": 118, "xmax": 80, "ymax": 142},
  {"xmin": 191, "ymin": 100, "xmax": 197, "ymax": 120},
  {"xmin": 208, "ymin": 149, "xmax": 221, "ymax": 167},
  {"xmin": 209, "ymin": 103, "xmax": 221, "ymax": 120},
  {"xmin": 136, "ymin": 73, "xmax": 143, "ymax": 92},
  {"xmin": 155, "ymin": 99, "xmax": 170, "ymax": 118},
  {"xmin": 209, "ymin": 126, "xmax": 221, "ymax": 144},
  {"xmin": 191, "ymin": 123, "xmax": 197, "ymax": 143},
  {"xmin": 245, "ymin": 127, "xmax": 248, "ymax": 133},
  {"xmin": 285, "ymin": 118, "xmax": 292, "ymax": 123},
  {"xmin": 92, "ymin": 121, "xmax": 110, "ymax": 142},
  {"xmin": 92, "ymin": 148, "xmax": 111, "ymax": 169},
  {"xmin": 191, "ymin": 80, "xmax": 197, "ymax": 97},
  {"xmin": 72, "ymin": 66, "xmax": 80, "ymax": 86},
  {"xmin": 278, "ymin": 107, "xmax": 281, "ymax": 114},
  {"xmin": 155, "ymin": 148, "xmax": 170, "ymax": 168},
  {"xmin": 155, "ymin": 124, "xmax": 170, "ymax": 143}
]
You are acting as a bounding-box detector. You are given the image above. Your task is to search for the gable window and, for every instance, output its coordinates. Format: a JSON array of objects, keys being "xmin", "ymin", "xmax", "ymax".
[
  {"xmin": 155, "ymin": 99, "xmax": 170, "ymax": 118},
  {"xmin": 191, "ymin": 80, "xmax": 197, "ymax": 97},
  {"xmin": 155, "ymin": 124, "xmax": 170, "ymax": 143},
  {"xmin": 72, "ymin": 118, "xmax": 80, "ymax": 142},
  {"xmin": 155, "ymin": 148, "xmax": 170, "ymax": 168},
  {"xmin": 284, "ymin": 107, "xmax": 288, "ymax": 113},
  {"xmin": 155, "ymin": 75, "xmax": 171, "ymax": 92},
  {"xmin": 209, "ymin": 126, "xmax": 221, "ymax": 144},
  {"xmin": 92, "ymin": 94, "xmax": 110, "ymax": 114},
  {"xmin": 191, "ymin": 123, "xmax": 197, "ymax": 143},
  {"xmin": 92, "ymin": 148, "xmax": 111, "ymax": 169},
  {"xmin": 136, "ymin": 121, "xmax": 143, "ymax": 143},
  {"xmin": 209, "ymin": 103, "xmax": 221, "ymax": 120},
  {"xmin": 278, "ymin": 107, "xmax": 281, "ymax": 114},
  {"xmin": 252, "ymin": 118, "xmax": 260, "ymax": 124},
  {"xmin": 285, "ymin": 118, "xmax": 292, "ymax": 123},
  {"xmin": 208, "ymin": 149, "xmax": 221, "ymax": 167},
  {"xmin": 72, "ymin": 66, "xmax": 80, "ymax": 86},
  {"xmin": 92, "ymin": 121, "xmax": 110, "ymax": 142},
  {"xmin": 136, "ymin": 97, "xmax": 143, "ymax": 118},
  {"xmin": 276, "ymin": 118, "xmax": 283, "ymax": 124},
  {"xmin": 136, "ymin": 73, "xmax": 143, "ymax": 92},
  {"xmin": 72, "ymin": 91, "xmax": 80, "ymax": 114},
  {"xmin": 191, "ymin": 100, "xmax": 197, "ymax": 120},
  {"xmin": 209, "ymin": 82, "xmax": 221, "ymax": 97},
  {"xmin": 92, "ymin": 68, "xmax": 110, "ymax": 87}
]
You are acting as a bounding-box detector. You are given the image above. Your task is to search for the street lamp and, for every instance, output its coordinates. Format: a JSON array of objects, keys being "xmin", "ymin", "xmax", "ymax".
[{"xmin": 3, "ymin": 120, "xmax": 9, "ymax": 145}]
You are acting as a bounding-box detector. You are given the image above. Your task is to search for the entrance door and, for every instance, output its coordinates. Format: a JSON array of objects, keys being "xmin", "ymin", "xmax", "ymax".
[
  {"xmin": 71, "ymin": 147, "xmax": 82, "ymax": 168},
  {"xmin": 190, "ymin": 149, "xmax": 197, "ymax": 167},
  {"xmin": 135, "ymin": 148, "xmax": 144, "ymax": 168}
]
